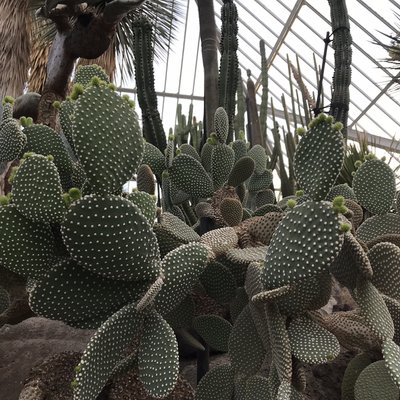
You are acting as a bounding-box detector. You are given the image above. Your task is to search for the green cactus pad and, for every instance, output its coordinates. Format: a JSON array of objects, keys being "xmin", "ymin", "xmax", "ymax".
[
  {"xmin": 229, "ymin": 287, "xmax": 249, "ymax": 322},
  {"xmin": 169, "ymin": 154, "xmax": 213, "ymax": 199},
  {"xmin": 164, "ymin": 294, "xmax": 195, "ymax": 329},
  {"xmin": 262, "ymin": 201, "xmax": 341, "ymax": 289},
  {"xmin": 383, "ymin": 295, "xmax": 400, "ymax": 346},
  {"xmin": 294, "ymin": 114, "xmax": 344, "ymax": 201},
  {"xmin": 353, "ymin": 159, "xmax": 396, "ymax": 215},
  {"xmin": 248, "ymin": 145, "xmax": 267, "ymax": 174},
  {"xmin": 160, "ymin": 212, "xmax": 200, "ymax": 243},
  {"xmin": 214, "ymin": 107, "xmax": 229, "ymax": 143},
  {"xmin": 341, "ymin": 352, "xmax": 374, "ymax": 400},
  {"xmin": 73, "ymin": 301, "xmax": 143, "ymax": 400},
  {"xmin": 288, "ymin": 315, "xmax": 340, "ymax": 364},
  {"xmin": 58, "ymin": 98, "xmax": 75, "ymax": 153},
  {"xmin": 354, "ymin": 360, "xmax": 399, "ymax": 400},
  {"xmin": 195, "ymin": 364, "xmax": 235, "ymax": 400},
  {"xmin": 227, "ymin": 156, "xmax": 255, "ymax": 187},
  {"xmin": 73, "ymin": 64, "xmax": 110, "ymax": 86},
  {"xmin": 226, "ymin": 246, "xmax": 267, "ymax": 266},
  {"xmin": 138, "ymin": 311, "xmax": 179, "ymax": 398},
  {"xmin": 200, "ymin": 261, "xmax": 237, "ymax": 304},
  {"xmin": 255, "ymin": 189, "xmax": 276, "ymax": 208},
  {"xmin": 356, "ymin": 277, "xmax": 394, "ymax": 341},
  {"xmin": 0, "ymin": 119, "xmax": 27, "ymax": 161},
  {"xmin": 0, "ymin": 205, "xmax": 55, "ymax": 279},
  {"xmin": 356, "ymin": 213, "xmax": 400, "ymax": 243},
  {"xmin": 220, "ymin": 197, "xmax": 243, "ymax": 226},
  {"xmin": 369, "ymin": 242, "xmax": 400, "ymax": 301},
  {"xmin": 179, "ymin": 143, "xmax": 201, "ymax": 162},
  {"xmin": 326, "ymin": 184, "xmax": 356, "ymax": 202},
  {"xmin": 193, "ymin": 314, "xmax": 232, "ymax": 352},
  {"xmin": 136, "ymin": 164, "xmax": 155, "ymax": 195},
  {"xmin": 11, "ymin": 154, "xmax": 65, "ymax": 223},
  {"xmin": 142, "ymin": 142, "xmax": 165, "ymax": 179},
  {"xmin": 71, "ymin": 162, "xmax": 87, "ymax": 189},
  {"xmin": 344, "ymin": 198, "xmax": 363, "ymax": 229},
  {"xmin": 248, "ymin": 170, "xmax": 273, "ymax": 193},
  {"xmin": 200, "ymin": 141, "xmax": 213, "ymax": 172},
  {"xmin": 383, "ymin": 339, "xmax": 400, "ymax": 389},
  {"xmin": 231, "ymin": 140, "xmax": 248, "ymax": 162},
  {"xmin": 245, "ymin": 261, "xmax": 264, "ymax": 300},
  {"xmin": 244, "ymin": 376, "xmax": 272, "ymax": 400},
  {"xmin": 265, "ymin": 303, "xmax": 292, "ymax": 382},
  {"xmin": 195, "ymin": 201, "xmax": 215, "ymax": 219},
  {"xmin": 211, "ymin": 143, "xmax": 235, "ymax": 190},
  {"xmin": 229, "ymin": 304, "xmax": 265, "ymax": 375},
  {"xmin": 153, "ymin": 223, "xmax": 184, "ymax": 258},
  {"xmin": 72, "ymin": 85, "xmax": 144, "ymax": 194},
  {"xmin": 329, "ymin": 232, "xmax": 372, "ymax": 289},
  {"xmin": 29, "ymin": 259, "xmax": 147, "ymax": 323},
  {"xmin": 126, "ymin": 190, "xmax": 157, "ymax": 225},
  {"xmin": 200, "ymin": 227, "xmax": 238, "ymax": 256},
  {"xmin": 0, "ymin": 287, "xmax": 10, "ymax": 314},
  {"xmin": 23, "ymin": 124, "xmax": 73, "ymax": 190},
  {"xmin": 1, "ymin": 98, "xmax": 14, "ymax": 121},
  {"xmin": 154, "ymin": 242, "xmax": 209, "ymax": 316},
  {"xmin": 61, "ymin": 194, "xmax": 160, "ymax": 281}
]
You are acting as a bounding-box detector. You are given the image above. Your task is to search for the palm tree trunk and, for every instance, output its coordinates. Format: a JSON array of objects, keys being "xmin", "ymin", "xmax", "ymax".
[{"xmin": 197, "ymin": 0, "xmax": 218, "ymax": 137}]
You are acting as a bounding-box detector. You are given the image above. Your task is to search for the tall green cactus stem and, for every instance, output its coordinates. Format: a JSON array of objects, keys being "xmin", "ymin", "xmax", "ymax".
[
  {"xmin": 133, "ymin": 17, "xmax": 167, "ymax": 152},
  {"xmin": 218, "ymin": 0, "xmax": 239, "ymax": 143},
  {"xmin": 328, "ymin": 0, "xmax": 352, "ymax": 137},
  {"xmin": 234, "ymin": 69, "xmax": 245, "ymax": 139},
  {"xmin": 175, "ymin": 103, "xmax": 193, "ymax": 146},
  {"xmin": 259, "ymin": 40, "xmax": 269, "ymax": 142}
]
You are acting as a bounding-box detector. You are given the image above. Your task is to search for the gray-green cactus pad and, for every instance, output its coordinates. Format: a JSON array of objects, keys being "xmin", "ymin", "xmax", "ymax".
[
  {"xmin": 195, "ymin": 364, "xmax": 235, "ymax": 400},
  {"xmin": 383, "ymin": 339, "xmax": 400, "ymax": 389},
  {"xmin": 341, "ymin": 352, "xmax": 374, "ymax": 400},
  {"xmin": 141, "ymin": 142, "xmax": 165, "ymax": 178},
  {"xmin": 12, "ymin": 154, "xmax": 65, "ymax": 223},
  {"xmin": 0, "ymin": 205, "xmax": 55, "ymax": 280},
  {"xmin": 200, "ymin": 261, "xmax": 237, "ymax": 304},
  {"xmin": 0, "ymin": 118, "xmax": 26, "ymax": 161},
  {"xmin": 288, "ymin": 315, "xmax": 340, "ymax": 364},
  {"xmin": 72, "ymin": 85, "xmax": 144, "ymax": 194},
  {"xmin": 227, "ymin": 156, "xmax": 255, "ymax": 187},
  {"xmin": 262, "ymin": 201, "xmax": 341, "ymax": 289},
  {"xmin": 248, "ymin": 170, "xmax": 273, "ymax": 193},
  {"xmin": 384, "ymin": 295, "xmax": 400, "ymax": 346},
  {"xmin": 229, "ymin": 304, "xmax": 265, "ymax": 376},
  {"xmin": 169, "ymin": 154, "xmax": 213, "ymax": 199},
  {"xmin": 59, "ymin": 98, "xmax": 75, "ymax": 153},
  {"xmin": 231, "ymin": 139, "xmax": 248, "ymax": 162},
  {"xmin": 326, "ymin": 184, "xmax": 356, "ymax": 202},
  {"xmin": 294, "ymin": 114, "xmax": 344, "ymax": 201},
  {"xmin": 29, "ymin": 259, "xmax": 147, "ymax": 323},
  {"xmin": 61, "ymin": 194, "xmax": 160, "ymax": 281},
  {"xmin": 356, "ymin": 277, "xmax": 394, "ymax": 341},
  {"xmin": 214, "ymin": 107, "xmax": 229, "ymax": 143},
  {"xmin": 200, "ymin": 227, "xmax": 238, "ymax": 256},
  {"xmin": 353, "ymin": 158, "xmax": 396, "ymax": 215},
  {"xmin": 248, "ymin": 145, "xmax": 267, "ymax": 174},
  {"xmin": 126, "ymin": 190, "xmax": 157, "ymax": 225},
  {"xmin": 369, "ymin": 242, "xmax": 400, "ymax": 301},
  {"xmin": 164, "ymin": 294, "xmax": 195, "ymax": 329},
  {"xmin": 211, "ymin": 143, "xmax": 235, "ymax": 190},
  {"xmin": 244, "ymin": 376, "xmax": 272, "ymax": 400},
  {"xmin": 136, "ymin": 164, "xmax": 155, "ymax": 195},
  {"xmin": 23, "ymin": 124, "xmax": 73, "ymax": 190},
  {"xmin": 193, "ymin": 314, "xmax": 232, "ymax": 352},
  {"xmin": 160, "ymin": 212, "xmax": 200, "ymax": 243},
  {"xmin": 154, "ymin": 242, "xmax": 209, "ymax": 316},
  {"xmin": 356, "ymin": 213, "xmax": 400, "ymax": 243},
  {"xmin": 74, "ymin": 301, "xmax": 143, "ymax": 400},
  {"xmin": 138, "ymin": 311, "xmax": 179, "ymax": 398},
  {"xmin": 73, "ymin": 64, "xmax": 110, "ymax": 86},
  {"xmin": 230, "ymin": 287, "xmax": 249, "ymax": 322},
  {"xmin": 354, "ymin": 360, "xmax": 399, "ymax": 400}
]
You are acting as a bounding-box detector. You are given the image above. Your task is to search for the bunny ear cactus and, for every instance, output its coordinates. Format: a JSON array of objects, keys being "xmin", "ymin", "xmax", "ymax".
[
  {"xmin": 72, "ymin": 81, "xmax": 144, "ymax": 195},
  {"xmin": 294, "ymin": 114, "xmax": 345, "ymax": 201},
  {"xmin": 73, "ymin": 64, "xmax": 110, "ymax": 87},
  {"xmin": 0, "ymin": 118, "xmax": 27, "ymax": 162}
]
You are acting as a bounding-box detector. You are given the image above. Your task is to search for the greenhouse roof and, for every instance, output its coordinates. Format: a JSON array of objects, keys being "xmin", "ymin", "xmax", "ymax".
[{"xmin": 120, "ymin": 0, "xmax": 400, "ymax": 174}]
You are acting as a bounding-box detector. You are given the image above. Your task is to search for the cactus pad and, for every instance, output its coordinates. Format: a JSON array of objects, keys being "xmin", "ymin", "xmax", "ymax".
[
  {"xmin": 136, "ymin": 164, "xmax": 155, "ymax": 195},
  {"xmin": 353, "ymin": 159, "xmax": 396, "ymax": 215},
  {"xmin": 211, "ymin": 143, "xmax": 235, "ymax": 190},
  {"xmin": 229, "ymin": 304, "xmax": 265, "ymax": 375},
  {"xmin": 214, "ymin": 107, "xmax": 229, "ymax": 143},
  {"xmin": 227, "ymin": 156, "xmax": 255, "ymax": 187},
  {"xmin": 73, "ymin": 64, "xmax": 110, "ymax": 86},
  {"xmin": 142, "ymin": 142, "xmax": 166, "ymax": 178},
  {"xmin": 29, "ymin": 259, "xmax": 146, "ymax": 323},
  {"xmin": 74, "ymin": 301, "xmax": 143, "ymax": 400},
  {"xmin": 294, "ymin": 114, "xmax": 344, "ymax": 201},
  {"xmin": 0, "ymin": 205, "xmax": 55, "ymax": 279},
  {"xmin": 126, "ymin": 190, "xmax": 157, "ymax": 225},
  {"xmin": 288, "ymin": 315, "xmax": 340, "ymax": 364},
  {"xmin": 195, "ymin": 364, "xmax": 235, "ymax": 400},
  {"xmin": 244, "ymin": 376, "xmax": 272, "ymax": 400},
  {"xmin": 354, "ymin": 360, "xmax": 399, "ymax": 400},
  {"xmin": 356, "ymin": 213, "xmax": 400, "ymax": 243},
  {"xmin": 383, "ymin": 339, "xmax": 400, "ymax": 389},
  {"xmin": 193, "ymin": 314, "xmax": 232, "ymax": 352},
  {"xmin": 220, "ymin": 197, "xmax": 243, "ymax": 226},
  {"xmin": 0, "ymin": 119, "xmax": 26, "ymax": 161},
  {"xmin": 248, "ymin": 145, "xmax": 267, "ymax": 174},
  {"xmin": 138, "ymin": 311, "xmax": 179, "ymax": 398},
  {"xmin": 12, "ymin": 154, "xmax": 65, "ymax": 223},
  {"xmin": 169, "ymin": 154, "xmax": 213, "ymax": 199},
  {"xmin": 61, "ymin": 194, "xmax": 160, "ymax": 281},
  {"xmin": 0, "ymin": 287, "xmax": 10, "ymax": 314},
  {"xmin": 200, "ymin": 227, "xmax": 238, "ymax": 256},
  {"xmin": 160, "ymin": 212, "xmax": 200, "ymax": 243},
  {"xmin": 154, "ymin": 242, "xmax": 209, "ymax": 316},
  {"xmin": 262, "ymin": 201, "xmax": 341, "ymax": 289},
  {"xmin": 248, "ymin": 170, "xmax": 273, "ymax": 193},
  {"xmin": 326, "ymin": 184, "xmax": 356, "ymax": 202},
  {"xmin": 73, "ymin": 85, "xmax": 144, "ymax": 194}
]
